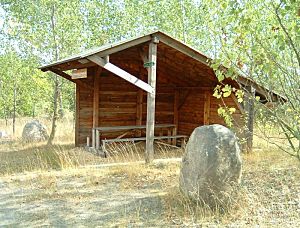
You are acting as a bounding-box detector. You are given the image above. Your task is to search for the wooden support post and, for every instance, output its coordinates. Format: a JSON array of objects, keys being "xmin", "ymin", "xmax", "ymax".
[
  {"xmin": 145, "ymin": 37, "xmax": 159, "ymax": 163},
  {"xmin": 136, "ymin": 89, "xmax": 143, "ymax": 136},
  {"xmin": 172, "ymin": 128, "xmax": 177, "ymax": 145},
  {"xmin": 173, "ymin": 90, "xmax": 179, "ymax": 145},
  {"xmin": 159, "ymin": 130, "xmax": 163, "ymax": 137},
  {"xmin": 75, "ymin": 84, "xmax": 80, "ymax": 146},
  {"xmin": 92, "ymin": 67, "xmax": 101, "ymax": 148},
  {"xmin": 243, "ymin": 86, "xmax": 255, "ymax": 153},
  {"xmin": 167, "ymin": 129, "xmax": 172, "ymax": 144},
  {"xmin": 136, "ymin": 66, "xmax": 146, "ymax": 137},
  {"xmin": 204, "ymin": 89, "xmax": 211, "ymax": 125}
]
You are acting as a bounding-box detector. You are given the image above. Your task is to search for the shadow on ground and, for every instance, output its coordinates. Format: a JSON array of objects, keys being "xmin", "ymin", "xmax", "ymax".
[{"xmin": 0, "ymin": 172, "xmax": 166, "ymax": 227}]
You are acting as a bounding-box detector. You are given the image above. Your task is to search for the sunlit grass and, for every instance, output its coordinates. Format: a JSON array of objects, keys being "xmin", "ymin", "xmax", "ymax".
[{"xmin": 0, "ymin": 117, "xmax": 299, "ymax": 226}]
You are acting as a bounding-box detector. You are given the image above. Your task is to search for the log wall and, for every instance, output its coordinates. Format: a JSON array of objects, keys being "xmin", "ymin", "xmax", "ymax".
[
  {"xmin": 177, "ymin": 89, "xmax": 244, "ymax": 137},
  {"xmin": 75, "ymin": 49, "xmax": 245, "ymax": 146},
  {"xmin": 76, "ymin": 68, "xmax": 177, "ymax": 145},
  {"xmin": 178, "ymin": 90, "xmax": 205, "ymax": 135},
  {"xmin": 76, "ymin": 76, "xmax": 244, "ymax": 146}
]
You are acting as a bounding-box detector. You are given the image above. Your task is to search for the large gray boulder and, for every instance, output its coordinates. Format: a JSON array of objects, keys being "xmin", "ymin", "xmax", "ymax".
[
  {"xmin": 179, "ymin": 124, "xmax": 242, "ymax": 207},
  {"xmin": 22, "ymin": 120, "xmax": 49, "ymax": 142}
]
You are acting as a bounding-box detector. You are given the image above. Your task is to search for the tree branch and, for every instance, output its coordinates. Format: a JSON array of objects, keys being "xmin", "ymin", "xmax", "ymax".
[{"xmin": 273, "ymin": 3, "xmax": 300, "ymax": 68}]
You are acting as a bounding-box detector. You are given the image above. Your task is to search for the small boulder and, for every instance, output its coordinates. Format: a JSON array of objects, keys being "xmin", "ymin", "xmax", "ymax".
[
  {"xmin": 0, "ymin": 131, "xmax": 8, "ymax": 139},
  {"xmin": 179, "ymin": 124, "xmax": 242, "ymax": 207},
  {"xmin": 22, "ymin": 120, "xmax": 49, "ymax": 142}
]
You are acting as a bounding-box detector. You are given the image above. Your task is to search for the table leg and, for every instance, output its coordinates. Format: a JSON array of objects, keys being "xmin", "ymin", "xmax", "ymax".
[
  {"xmin": 87, "ymin": 137, "xmax": 90, "ymax": 147},
  {"xmin": 96, "ymin": 130, "xmax": 100, "ymax": 150},
  {"xmin": 92, "ymin": 129, "xmax": 96, "ymax": 148}
]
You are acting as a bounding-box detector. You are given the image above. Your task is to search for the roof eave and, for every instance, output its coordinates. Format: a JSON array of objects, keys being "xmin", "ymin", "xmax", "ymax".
[
  {"xmin": 39, "ymin": 32, "xmax": 160, "ymax": 72},
  {"xmin": 237, "ymin": 76, "xmax": 287, "ymax": 103},
  {"xmin": 38, "ymin": 30, "xmax": 286, "ymax": 103}
]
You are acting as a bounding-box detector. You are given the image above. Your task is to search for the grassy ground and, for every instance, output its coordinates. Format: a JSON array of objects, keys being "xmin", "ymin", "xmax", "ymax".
[{"xmin": 0, "ymin": 118, "xmax": 299, "ymax": 227}]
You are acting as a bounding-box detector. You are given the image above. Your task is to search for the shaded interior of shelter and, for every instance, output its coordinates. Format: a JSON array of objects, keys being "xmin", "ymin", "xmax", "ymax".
[{"xmin": 53, "ymin": 42, "xmax": 245, "ymax": 146}]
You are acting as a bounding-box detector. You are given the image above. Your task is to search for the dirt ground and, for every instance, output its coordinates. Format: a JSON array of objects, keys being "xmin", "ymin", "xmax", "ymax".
[
  {"xmin": 0, "ymin": 153, "xmax": 300, "ymax": 227},
  {"xmin": 0, "ymin": 161, "xmax": 176, "ymax": 227}
]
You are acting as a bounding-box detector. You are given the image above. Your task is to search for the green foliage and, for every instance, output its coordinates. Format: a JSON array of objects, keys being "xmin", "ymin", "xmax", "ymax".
[
  {"xmin": 0, "ymin": 50, "xmax": 52, "ymax": 118},
  {"xmin": 213, "ymin": 85, "xmax": 243, "ymax": 102},
  {"xmin": 204, "ymin": 0, "xmax": 300, "ymax": 159},
  {"xmin": 217, "ymin": 106, "xmax": 236, "ymax": 127},
  {"xmin": 235, "ymin": 90, "xmax": 244, "ymax": 103}
]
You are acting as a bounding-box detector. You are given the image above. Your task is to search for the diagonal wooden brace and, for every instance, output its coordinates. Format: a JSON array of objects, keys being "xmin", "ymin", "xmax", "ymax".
[{"xmin": 87, "ymin": 55, "xmax": 154, "ymax": 94}]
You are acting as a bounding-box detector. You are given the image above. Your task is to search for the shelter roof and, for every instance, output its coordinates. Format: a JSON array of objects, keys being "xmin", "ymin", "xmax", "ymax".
[{"xmin": 39, "ymin": 30, "xmax": 285, "ymax": 102}]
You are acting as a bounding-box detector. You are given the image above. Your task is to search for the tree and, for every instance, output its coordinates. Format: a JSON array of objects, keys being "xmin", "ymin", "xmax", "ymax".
[
  {"xmin": 1, "ymin": 0, "xmax": 85, "ymax": 143},
  {"xmin": 0, "ymin": 50, "xmax": 50, "ymax": 129},
  {"xmin": 203, "ymin": 0, "xmax": 300, "ymax": 160}
]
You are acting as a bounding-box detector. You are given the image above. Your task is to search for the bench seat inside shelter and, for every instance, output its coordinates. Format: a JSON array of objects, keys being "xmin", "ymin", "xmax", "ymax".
[
  {"xmin": 102, "ymin": 135, "xmax": 188, "ymax": 152},
  {"xmin": 90, "ymin": 124, "xmax": 185, "ymax": 151}
]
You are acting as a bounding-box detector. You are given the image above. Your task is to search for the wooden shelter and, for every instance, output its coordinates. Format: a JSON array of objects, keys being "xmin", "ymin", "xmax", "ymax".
[{"xmin": 40, "ymin": 31, "xmax": 282, "ymax": 162}]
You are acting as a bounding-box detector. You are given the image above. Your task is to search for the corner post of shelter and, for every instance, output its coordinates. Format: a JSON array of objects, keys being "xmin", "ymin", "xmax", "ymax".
[
  {"xmin": 243, "ymin": 85, "xmax": 255, "ymax": 153},
  {"xmin": 145, "ymin": 36, "xmax": 159, "ymax": 163},
  {"xmin": 92, "ymin": 67, "xmax": 102, "ymax": 149},
  {"xmin": 75, "ymin": 84, "xmax": 80, "ymax": 146},
  {"xmin": 203, "ymin": 89, "xmax": 211, "ymax": 125},
  {"xmin": 173, "ymin": 90, "xmax": 179, "ymax": 145},
  {"xmin": 136, "ymin": 85, "xmax": 143, "ymax": 137}
]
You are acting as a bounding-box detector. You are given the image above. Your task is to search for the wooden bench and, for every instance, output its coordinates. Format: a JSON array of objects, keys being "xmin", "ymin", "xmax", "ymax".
[{"xmin": 102, "ymin": 135, "xmax": 188, "ymax": 152}]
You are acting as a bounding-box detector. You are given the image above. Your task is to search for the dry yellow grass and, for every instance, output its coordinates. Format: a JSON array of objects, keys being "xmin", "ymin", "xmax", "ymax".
[
  {"xmin": 0, "ymin": 114, "xmax": 74, "ymax": 143},
  {"xmin": 0, "ymin": 117, "xmax": 184, "ymax": 174},
  {"xmin": 164, "ymin": 150, "xmax": 299, "ymax": 226},
  {"xmin": 0, "ymin": 118, "xmax": 299, "ymax": 226},
  {"xmin": 1, "ymin": 149, "xmax": 298, "ymax": 226}
]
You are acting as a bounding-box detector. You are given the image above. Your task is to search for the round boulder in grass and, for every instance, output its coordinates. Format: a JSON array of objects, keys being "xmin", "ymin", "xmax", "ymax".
[
  {"xmin": 22, "ymin": 120, "xmax": 49, "ymax": 142},
  {"xmin": 0, "ymin": 131, "xmax": 8, "ymax": 138},
  {"xmin": 179, "ymin": 124, "xmax": 242, "ymax": 207}
]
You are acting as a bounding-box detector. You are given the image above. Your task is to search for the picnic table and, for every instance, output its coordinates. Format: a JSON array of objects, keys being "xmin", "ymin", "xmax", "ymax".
[{"xmin": 88, "ymin": 124, "xmax": 186, "ymax": 150}]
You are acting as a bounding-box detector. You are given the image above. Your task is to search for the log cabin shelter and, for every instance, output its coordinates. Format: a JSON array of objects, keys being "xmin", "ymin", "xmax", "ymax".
[{"xmin": 39, "ymin": 31, "xmax": 283, "ymax": 161}]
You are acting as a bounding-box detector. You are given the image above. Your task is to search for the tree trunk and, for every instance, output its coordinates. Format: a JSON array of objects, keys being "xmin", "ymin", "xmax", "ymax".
[
  {"xmin": 58, "ymin": 79, "xmax": 64, "ymax": 118},
  {"xmin": 243, "ymin": 86, "xmax": 255, "ymax": 153},
  {"xmin": 32, "ymin": 104, "xmax": 35, "ymax": 118},
  {"xmin": 13, "ymin": 80, "xmax": 16, "ymax": 135},
  {"xmin": 48, "ymin": 75, "xmax": 60, "ymax": 145},
  {"xmin": 32, "ymin": 90, "xmax": 35, "ymax": 118},
  {"xmin": 47, "ymin": 4, "xmax": 60, "ymax": 145},
  {"xmin": 4, "ymin": 109, "xmax": 8, "ymax": 126}
]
